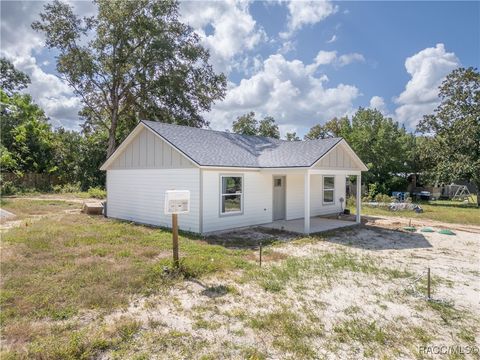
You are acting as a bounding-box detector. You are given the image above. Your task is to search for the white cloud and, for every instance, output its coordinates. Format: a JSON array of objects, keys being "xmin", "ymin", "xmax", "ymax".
[
  {"xmin": 281, "ymin": 0, "xmax": 338, "ymax": 38},
  {"xmin": 394, "ymin": 43, "xmax": 460, "ymax": 128},
  {"xmin": 326, "ymin": 34, "xmax": 337, "ymax": 44},
  {"xmin": 314, "ymin": 50, "xmax": 338, "ymax": 66},
  {"xmin": 338, "ymin": 53, "xmax": 365, "ymax": 66},
  {"xmin": 306, "ymin": 50, "xmax": 365, "ymax": 71},
  {"xmin": 369, "ymin": 96, "xmax": 387, "ymax": 114},
  {"xmin": 205, "ymin": 53, "xmax": 360, "ymax": 135},
  {"xmin": 180, "ymin": 0, "xmax": 266, "ymax": 74}
]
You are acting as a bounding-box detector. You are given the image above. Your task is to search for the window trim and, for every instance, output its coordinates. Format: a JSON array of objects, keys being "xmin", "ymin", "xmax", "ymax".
[
  {"xmin": 322, "ymin": 175, "xmax": 335, "ymax": 205},
  {"xmin": 219, "ymin": 174, "xmax": 244, "ymax": 216}
]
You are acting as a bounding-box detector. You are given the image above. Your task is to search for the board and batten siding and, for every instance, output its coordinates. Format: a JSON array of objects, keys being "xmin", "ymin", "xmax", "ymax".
[
  {"xmin": 109, "ymin": 127, "xmax": 194, "ymax": 169},
  {"xmin": 106, "ymin": 169, "xmax": 200, "ymax": 232},
  {"xmin": 286, "ymin": 173, "xmax": 347, "ymax": 219},
  {"xmin": 202, "ymin": 170, "xmax": 272, "ymax": 233},
  {"xmin": 314, "ymin": 142, "xmax": 358, "ymax": 170}
]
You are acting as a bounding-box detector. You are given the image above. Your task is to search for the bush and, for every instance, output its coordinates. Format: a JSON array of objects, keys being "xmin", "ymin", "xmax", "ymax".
[
  {"xmin": 53, "ymin": 183, "xmax": 81, "ymax": 193},
  {"xmin": 347, "ymin": 196, "xmax": 356, "ymax": 208},
  {"xmin": 374, "ymin": 194, "xmax": 393, "ymax": 204},
  {"xmin": 0, "ymin": 180, "xmax": 18, "ymax": 196},
  {"xmin": 88, "ymin": 187, "xmax": 106, "ymax": 199}
]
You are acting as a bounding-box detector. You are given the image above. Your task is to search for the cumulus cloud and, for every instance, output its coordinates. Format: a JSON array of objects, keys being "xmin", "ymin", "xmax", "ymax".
[
  {"xmin": 394, "ymin": 43, "xmax": 460, "ymax": 128},
  {"xmin": 369, "ymin": 96, "xmax": 387, "ymax": 114},
  {"xmin": 180, "ymin": 0, "xmax": 266, "ymax": 74},
  {"xmin": 0, "ymin": 1, "xmax": 93, "ymax": 129},
  {"xmin": 281, "ymin": 0, "xmax": 338, "ymax": 38},
  {"xmin": 205, "ymin": 53, "xmax": 360, "ymax": 135}
]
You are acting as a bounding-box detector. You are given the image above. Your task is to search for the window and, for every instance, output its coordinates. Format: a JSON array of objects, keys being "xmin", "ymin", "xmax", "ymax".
[
  {"xmin": 323, "ymin": 176, "xmax": 335, "ymax": 204},
  {"xmin": 221, "ymin": 176, "xmax": 243, "ymax": 214},
  {"xmin": 274, "ymin": 178, "xmax": 282, "ymax": 187}
]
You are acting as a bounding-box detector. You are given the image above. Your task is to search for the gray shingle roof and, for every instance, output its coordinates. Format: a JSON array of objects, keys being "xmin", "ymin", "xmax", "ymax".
[{"xmin": 142, "ymin": 120, "xmax": 342, "ymax": 168}]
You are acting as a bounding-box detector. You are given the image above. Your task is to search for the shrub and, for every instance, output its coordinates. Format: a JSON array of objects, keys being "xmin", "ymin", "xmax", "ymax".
[
  {"xmin": 0, "ymin": 180, "xmax": 18, "ymax": 196},
  {"xmin": 53, "ymin": 183, "xmax": 81, "ymax": 193},
  {"xmin": 88, "ymin": 187, "xmax": 106, "ymax": 199},
  {"xmin": 346, "ymin": 196, "xmax": 356, "ymax": 208},
  {"xmin": 374, "ymin": 194, "xmax": 393, "ymax": 204}
]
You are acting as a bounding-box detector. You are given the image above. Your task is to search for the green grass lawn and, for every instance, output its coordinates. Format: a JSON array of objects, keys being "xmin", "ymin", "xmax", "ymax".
[
  {"xmin": 1, "ymin": 197, "xmax": 478, "ymax": 359},
  {"xmin": 348, "ymin": 198, "xmax": 479, "ymax": 226},
  {"xmin": 1, "ymin": 198, "xmax": 81, "ymax": 219},
  {"xmin": 1, "ymin": 211, "xmax": 253, "ymax": 359}
]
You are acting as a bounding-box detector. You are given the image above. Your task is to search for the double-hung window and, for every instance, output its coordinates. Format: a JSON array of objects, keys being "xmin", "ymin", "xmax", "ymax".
[
  {"xmin": 323, "ymin": 176, "xmax": 335, "ymax": 204},
  {"xmin": 221, "ymin": 175, "xmax": 243, "ymax": 214}
]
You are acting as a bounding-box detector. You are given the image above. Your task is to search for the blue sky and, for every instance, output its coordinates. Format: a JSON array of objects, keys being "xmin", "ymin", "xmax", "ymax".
[{"xmin": 1, "ymin": 1, "xmax": 479, "ymax": 137}]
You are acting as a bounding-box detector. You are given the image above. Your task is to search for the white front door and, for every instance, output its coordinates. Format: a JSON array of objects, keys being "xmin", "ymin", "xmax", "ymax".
[{"xmin": 273, "ymin": 176, "xmax": 286, "ymax": 221}]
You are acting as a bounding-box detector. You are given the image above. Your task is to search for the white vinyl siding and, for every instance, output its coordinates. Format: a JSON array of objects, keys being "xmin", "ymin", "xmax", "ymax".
[
  {"xmin": 286, "ymin": 173, "xmax": 347, "ymax": 219},
  {"xmin": 202, "ymin": 170, "xmax": 272, "ymax": 233},
  {"xmin": 106, "ymin": 169, "xmax": 200, "ymax": 232}
]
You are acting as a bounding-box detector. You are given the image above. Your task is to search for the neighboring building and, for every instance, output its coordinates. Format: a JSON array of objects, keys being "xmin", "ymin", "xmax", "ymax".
[{"xmin": 100, "ymin": 121, "xmax": 367, "ymax": 234}]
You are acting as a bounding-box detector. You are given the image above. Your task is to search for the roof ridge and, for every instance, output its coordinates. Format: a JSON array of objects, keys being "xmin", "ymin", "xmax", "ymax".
[{"xmin": 141, "ymin": 119, "xmax": 288, "ymax": 142}]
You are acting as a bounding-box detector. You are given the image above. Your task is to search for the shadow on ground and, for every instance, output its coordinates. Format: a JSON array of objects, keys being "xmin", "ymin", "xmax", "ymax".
[
  {"xmin": 321, "ymin": 225, "xmax": 433, "ymax": 250},
  {"xmin": 204, "ymin": 227, "xmax": 297, "ymax": 249}
]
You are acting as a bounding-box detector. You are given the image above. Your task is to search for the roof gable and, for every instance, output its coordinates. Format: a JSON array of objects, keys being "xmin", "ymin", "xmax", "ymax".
[
  {"xmin": 101, "ymin": 121, "xmax": 368, "ymax": 170},
  {"xmin": 142, "ymin": 120, "xmax": 344, "ymax": 168}
]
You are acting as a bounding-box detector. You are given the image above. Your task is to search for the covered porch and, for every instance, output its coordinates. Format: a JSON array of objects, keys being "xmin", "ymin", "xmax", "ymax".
[
  {"xmin": 302, "ymin": 169, "xmax": 362, "ymax": 234},
  {"xmin": 261, "ymin": 215, "xmax": 357, "ymax": 234}
]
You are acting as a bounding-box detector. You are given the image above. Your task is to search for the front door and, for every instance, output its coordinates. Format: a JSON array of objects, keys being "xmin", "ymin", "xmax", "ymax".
[{"xmin": 273, "ymin": 176, "xmax": 286, "ymax": 221}]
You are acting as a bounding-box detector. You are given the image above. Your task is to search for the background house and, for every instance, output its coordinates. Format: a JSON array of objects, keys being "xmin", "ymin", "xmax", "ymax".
[{"xmin": 101, "ymin": 121, "xmax": 367, "ymax": 234}]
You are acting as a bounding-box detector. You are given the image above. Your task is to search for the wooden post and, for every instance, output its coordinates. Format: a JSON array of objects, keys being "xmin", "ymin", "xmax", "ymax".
[
  {"xmin": 172, "ymin": 214, "xmax": 179, "ymax": 268},
  {"xmin": 427, "ymin": 267, "xmax": 431, "ymax": 299},
  {"xmin": 259, "ymin": 242, "xmax": 263, "ymax": 267}
]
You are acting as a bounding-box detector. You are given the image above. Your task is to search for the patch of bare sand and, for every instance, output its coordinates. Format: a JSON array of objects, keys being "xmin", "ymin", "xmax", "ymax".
[{"xmin": 93, "ymin": 224, "xmax": 479, "ymax": 359}]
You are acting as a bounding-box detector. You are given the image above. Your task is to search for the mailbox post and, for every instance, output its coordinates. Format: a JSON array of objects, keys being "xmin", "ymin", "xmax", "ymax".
[{"xmin": 164, "ymin": 190, "xmax": 190, "ymax": 268}]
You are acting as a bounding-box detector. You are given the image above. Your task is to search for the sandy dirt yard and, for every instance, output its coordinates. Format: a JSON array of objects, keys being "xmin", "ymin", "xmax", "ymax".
[{"xmin": 97, "ymin": 219, "xmax": 479, "ymax": 359}]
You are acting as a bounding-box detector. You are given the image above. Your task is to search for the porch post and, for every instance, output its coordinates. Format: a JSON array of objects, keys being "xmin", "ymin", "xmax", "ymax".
[
  {"xmin": 356, "ymin": 173, "xmax": 361, "ymax": 223},
  {"xmin": 304, "ymin": 170, "xmax": 311, "ymax": 234}
]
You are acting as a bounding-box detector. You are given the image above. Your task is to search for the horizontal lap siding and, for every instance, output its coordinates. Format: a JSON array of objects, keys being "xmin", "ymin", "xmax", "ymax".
[
  {"xmin": 202, "ymin": 170, "xmax": 272, "ymax": 233},
  {"xmin": 286, "ymin": 174, "xmax": 304, "ymax": 220},
  {"xmin": 107, "ymin": 169, "xmax": 200, "ymax": 233},
  {"xmin": 286, "ymin": 174, "xmax": 347, "ymax": 219}
]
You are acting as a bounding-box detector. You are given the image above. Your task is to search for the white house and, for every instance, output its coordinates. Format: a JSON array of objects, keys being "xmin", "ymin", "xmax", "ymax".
[{"xmin": 100, "ymin": 121, "xmax": 367, "ymax": 235}]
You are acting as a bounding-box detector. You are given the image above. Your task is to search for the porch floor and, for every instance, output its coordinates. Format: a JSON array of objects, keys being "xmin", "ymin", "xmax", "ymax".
[{"xmin": 260, "ymin": 216, "xmax": 357, "ymax": 234}]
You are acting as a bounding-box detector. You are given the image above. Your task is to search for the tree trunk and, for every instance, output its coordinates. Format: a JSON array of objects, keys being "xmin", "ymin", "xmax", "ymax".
[{"xmin": 107, "ymin": 107, "xmax": 118, "ymax": 158}]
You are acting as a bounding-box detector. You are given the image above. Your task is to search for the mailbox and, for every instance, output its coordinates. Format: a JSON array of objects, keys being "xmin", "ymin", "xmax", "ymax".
[{"xmin": 164, "ymin": 190, "xmax": 190, "ymax": 214}]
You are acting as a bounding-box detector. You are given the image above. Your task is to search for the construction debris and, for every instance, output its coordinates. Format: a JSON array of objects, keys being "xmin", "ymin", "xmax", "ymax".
[{"xmin": 81, "ymin": 202, "xmax": 103, "ymax": 215}]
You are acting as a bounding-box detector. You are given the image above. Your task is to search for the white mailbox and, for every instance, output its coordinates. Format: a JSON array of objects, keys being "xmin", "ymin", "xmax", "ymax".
[{"xmin": 164, "ymin": 190, "xmax": 190, "ymax": 214}]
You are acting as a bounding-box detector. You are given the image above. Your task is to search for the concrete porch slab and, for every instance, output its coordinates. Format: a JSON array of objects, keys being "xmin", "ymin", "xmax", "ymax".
[{"xmin": 260, "ymin": 216, "xmax": 357, "ymax": 234}]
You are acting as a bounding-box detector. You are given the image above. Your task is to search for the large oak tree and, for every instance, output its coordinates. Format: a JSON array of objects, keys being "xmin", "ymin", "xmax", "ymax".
[
  {"xmin": 33, "ymin": 0, "xmax": 227, "ymax": 156},
  {"xmin": 417, "ymin": 67, "xmax": 480, "ymax": 206}
]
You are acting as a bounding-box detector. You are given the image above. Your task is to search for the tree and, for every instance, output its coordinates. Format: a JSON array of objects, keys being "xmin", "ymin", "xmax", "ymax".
[
  {"xmin": 417, "ymin": 67, "xmax": 480, "ymax": 206},
  {"xmin": 258, "ymin": 116, "xmax": 280, "ymax": 139},
  {"xmin": 33, "ymin": 0, "xmax": 226, "ymax": 157},
  {"xmin": 285, "ymin": 132, "xmax": 300, "ymax": 141},
  {"xmin": 305, "ymin": 110, "xmax": 415, "ymax": 194},
  {"xmin": 232, "ymin": 112, "xmax": 258, "ymax": 136},
  {"xmin": 0, "ymin": 90, "xmax": 56, "ymax": 175},
  {"xmin": 232, "ymin": 112, "xmax": 280, "ymax": 138},
  {"xmin": 304, "ymin": 117, "xmax": 351, "ymax": 140},
  {"xmin": 0, "ymin": 58, "xmax": 30, "ymax": 94}
]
